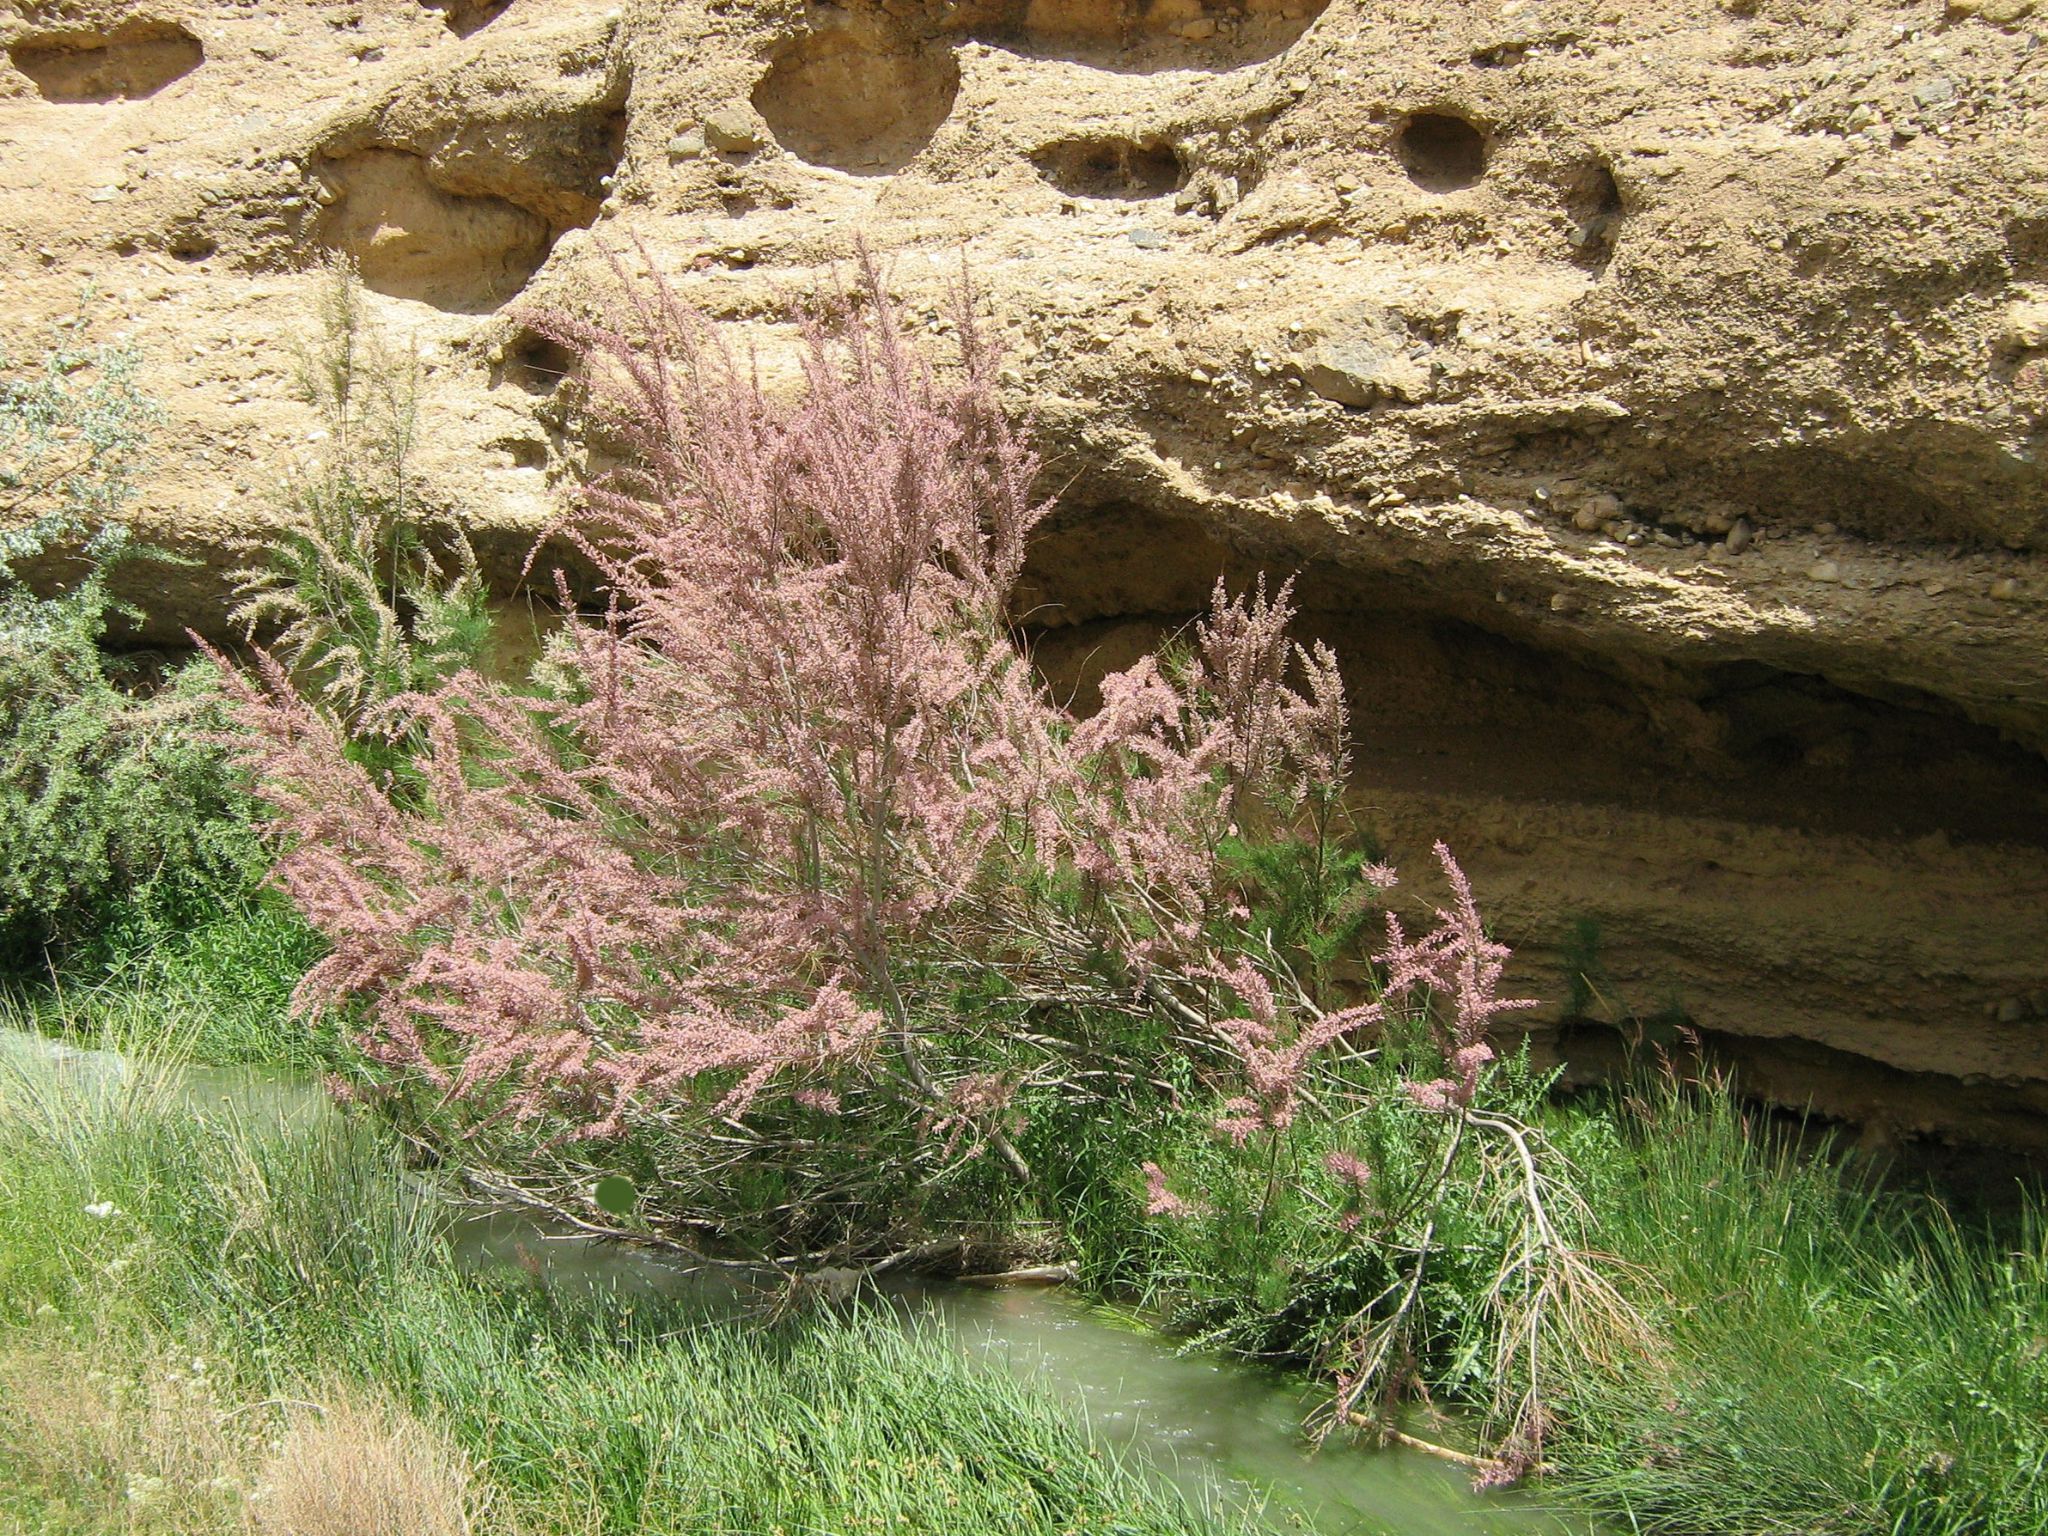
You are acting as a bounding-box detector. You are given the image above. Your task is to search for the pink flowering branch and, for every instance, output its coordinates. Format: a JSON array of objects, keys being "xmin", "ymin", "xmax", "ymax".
[
  {"xmin": 214, "ymin": 248, "xmax": 1064, "ymax": 1193},
  {"xmin": 1384, "ymin": 843, "xmax": 1539, "ymax": 1114}
]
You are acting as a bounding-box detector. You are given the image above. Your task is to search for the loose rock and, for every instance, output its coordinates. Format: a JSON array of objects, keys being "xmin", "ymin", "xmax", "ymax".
[{"xmin": 702, "ymin": 108, "xmax": 767, "ymax": 154}]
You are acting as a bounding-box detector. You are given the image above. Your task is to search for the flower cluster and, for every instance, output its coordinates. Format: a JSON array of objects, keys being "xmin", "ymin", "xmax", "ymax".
[{"xmin": 1384, "ymin": 843, "xmax": 1537, "ymax": 1113}]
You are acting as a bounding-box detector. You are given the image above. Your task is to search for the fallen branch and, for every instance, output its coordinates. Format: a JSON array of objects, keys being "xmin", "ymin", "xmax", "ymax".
[
  {"xmin": 778, "ymin": 1236, "xmax": 971, "ymax": 1311},
  {"xmin": 1348, "ymin": 1417, "xmax": 1549, "ymax": 1479},
  {"xmin": 955, "ymin": 1263, "xmax": 1077, "ymax": 1288}
]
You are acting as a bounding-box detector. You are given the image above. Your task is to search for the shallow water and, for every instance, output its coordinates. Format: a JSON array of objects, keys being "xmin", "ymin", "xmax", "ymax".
[
  {"xmin": 5, "ymin": 1029, "xmax": 1578, "ymax": 1535},
  {"xmin": 450, "ymin": 1206, "xmax": 1570, "ymax": 1533},
  {"xmin": 913, "ymin": 1284, "xmax": 1573, "ymax": 1536}
]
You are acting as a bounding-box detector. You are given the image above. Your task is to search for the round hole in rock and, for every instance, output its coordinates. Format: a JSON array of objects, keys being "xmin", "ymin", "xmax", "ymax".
[
  {"xmin": 502, "ymin": 330, "xmax": 576, "ymax": 394},
  {"xmin": 313, "ymin": 148, "xmax": 552, "ymax": 313},
  {"xmin": 1395, "ymin": 110, "xmax": 1487, "ymax": 193},
  {"xmin": 1032, "ymin": 136, "xmax": 1183, "ymax": 200},
  {"xmin": 751, "ymin": 16, "xmax": 960, "ymax": 175}
]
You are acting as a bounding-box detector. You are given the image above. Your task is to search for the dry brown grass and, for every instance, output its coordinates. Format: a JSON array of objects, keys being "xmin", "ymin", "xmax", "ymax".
[
  {"xmin": 0, "ymin": 1338, "xmax": 474, "ymax": 1536},
  {"xmin": 255, "ymin": 1393, "xmax": 475, "ymax": 1536},
  {"xmin": 0, "ymin": 1335, "xmax": 252, "ymax": 1533}
]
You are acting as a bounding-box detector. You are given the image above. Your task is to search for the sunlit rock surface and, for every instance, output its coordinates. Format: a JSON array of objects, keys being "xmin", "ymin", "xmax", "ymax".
[{"xmin": 4, "ymin": 0, "xmax": 2046, "ymax": 1151}]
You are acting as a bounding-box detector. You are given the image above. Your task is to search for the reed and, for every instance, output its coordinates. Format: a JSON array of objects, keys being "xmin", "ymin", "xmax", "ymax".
[{"xmin": 1547, "ymin": 1079, "xmax": 2048, "ymax": 1535}]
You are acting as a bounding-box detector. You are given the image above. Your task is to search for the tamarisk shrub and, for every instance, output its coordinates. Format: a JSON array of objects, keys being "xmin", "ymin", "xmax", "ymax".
[
  {"xmin": 1131, "ymin": 845, "xmax": 1640, "ymax": 1485},
  {"xmin": 214, "ymin": 251, "xmax": 1623, "ymax": 1470}
]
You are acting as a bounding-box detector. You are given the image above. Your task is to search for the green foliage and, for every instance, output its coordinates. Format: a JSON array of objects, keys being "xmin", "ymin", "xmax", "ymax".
[
  {"xmin": 0, "ymin": 617, "xmax": 265, "ymax": 965},
  {"xmin": 1549, "ymin": 1080, "xmax": 2048, "ymax": 1535},
  {"xmin": 0, "ymin": 307, "xmax": 157, "ymax": 552},
  {"xmin": 1214, "ymin": 827, "xmax": 1380, "ymax": 995},
  {"xmin": 230, "ymin": 255, "xmax": 493, "ymax": 773},
  {"xmin": 1, "ymin": 309, "xmax": 158, "ymax": 677},
  {"xmin": 1559, "ymin": 916, "xmax": 1605, "ymax": 1020}
]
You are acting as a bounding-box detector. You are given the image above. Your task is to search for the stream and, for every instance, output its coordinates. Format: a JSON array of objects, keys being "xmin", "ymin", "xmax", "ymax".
[{"xmin": 5, "ymin": 1031, "xmax": 1579, "ymax": 1536}]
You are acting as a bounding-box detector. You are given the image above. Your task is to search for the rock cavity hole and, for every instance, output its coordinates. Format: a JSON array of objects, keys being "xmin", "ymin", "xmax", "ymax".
[
  {"xmin": 313, "ymin": 149, "xmax": 551, "ymax": 313},
  {"xmin": 311, "ymin": 76, "xmax": 624, "ymax": 315},
  {"xmin": 1567, "ymin": 160, "xmax": 1623, "ymax": 266},
  {"xmin": 8, "ymin": 20, "xmax": 202, "ymax": 102},
  {"xmin": 1032, "ymin": 137, "xmax": 1183, "ymax": 200},
  {"xmin": 167, "ymin": 230, "xmax": 218, "ymax": 263},
  {"xmin": 421, "ymin": 0, "xmax": 514, "ymax": 38},
  {"xmin": 1396, "ymin": 110, "xmax": 1487, "ymax": 193},
  {"xmin": 501, "ymin": 330, "xmax": 576, "ymax": 394},
  {"xmin": 752, "ymin": 15, "xmax": 961, "ymax": 175},
  {"xmin": 971, "ymin": 0, "xmax": 1332, "ymax": 72}
]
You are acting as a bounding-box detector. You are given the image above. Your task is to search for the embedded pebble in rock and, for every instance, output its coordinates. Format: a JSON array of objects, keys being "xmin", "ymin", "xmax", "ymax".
[
  {"xmin": 1580, "ymin": 493, "xmax": 1622, "ymax": 526},
  {"xmin": 1808, "ymin": 561, "xmax": 1842, "ymax": 583},
  {"xmin": 701, "ymin": 108, "xmax": 767, "ymax": 154},
  {"xmin": 1725, "ymin": 518, "xmax": 1756, "ymax": 555}
]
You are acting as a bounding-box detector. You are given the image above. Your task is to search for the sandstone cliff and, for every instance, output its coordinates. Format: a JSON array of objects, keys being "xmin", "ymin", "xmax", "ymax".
[{"xmin": 4, "ymin": 0, "xmax": 2046, "ymax": 1150}]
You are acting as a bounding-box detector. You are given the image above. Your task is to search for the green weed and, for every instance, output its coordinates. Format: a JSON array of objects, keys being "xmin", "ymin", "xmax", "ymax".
[{"xmin": 1550, "ymin": 1080, "xmax": 2048, "ymax": 1535}]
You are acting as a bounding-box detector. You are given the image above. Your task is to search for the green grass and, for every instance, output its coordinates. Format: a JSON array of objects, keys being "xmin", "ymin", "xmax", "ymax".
[
  {"xmin": 1549, "ymin": 1083, "xmax": 2048, "ymax": 1536},
  {"xmin": 1046, "ymin": 1055, "xmax": 2048, "ymax": 1536},
  {"xmin": 10, "ymin": 888, "xmax": 2047, "ymax": 1536},
  {"xmin": 1, "ymin": 888, "xmax": 324, "ymax": 1070},
  {"xmin": 0, "ymin": 1040, "xmax": 1247, "ymax": 1536}
]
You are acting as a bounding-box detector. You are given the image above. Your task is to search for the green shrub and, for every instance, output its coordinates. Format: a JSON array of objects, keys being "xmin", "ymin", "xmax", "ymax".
[
  {"xmin": 0, "ymin": 326, "xmax": 267, "ymax": 966},
  {"xmin": 1, "ymin": 309, "xmax": 156, "ymax": 552},
  {"xmin": 0, "ymin": 609, "xmax": 266, "ymax": 963}
]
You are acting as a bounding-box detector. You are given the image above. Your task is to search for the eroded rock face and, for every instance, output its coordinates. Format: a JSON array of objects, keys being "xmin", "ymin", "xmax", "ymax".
[
  {"xmin": 2, "ymin": 0, "xmax": 2047, "ymax": 1153},
  {"xmin": 313, "ymin": 148, "xmax": 551, "ymax": 310},
  {"xmin": 9, "ymin": 19, "xmax": 202, "ymax": 103}
]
